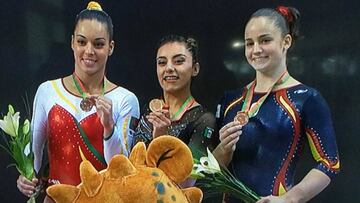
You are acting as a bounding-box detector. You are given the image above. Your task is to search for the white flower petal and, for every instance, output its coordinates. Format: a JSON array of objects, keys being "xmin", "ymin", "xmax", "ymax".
[
  {"xmin": 0, "ymin": 117, "xmax": 15, "ymax": 137},
  {"xmin": 193, "ymin": 163, "xmax": 207, "ymax": 174},
  {"xmin": 0, "ymin": 110, "xmax": 20, "ymax": 137},
  {"xmin": 0, "ymin": 120, "xmax": 6, "ymax": 131},
  {"xmin": 206, "ymin": 148, "xmax": 221, "ymax": 171},
  {"xmin": 8, "ymin": 105, "xmax": 15, "ymax": 115},
  {"xmin": 199, "ymin": 157, "xmax": 219, "ymax": 174},
  {"xmin": 200, "ymin": 156, "xmax": 210, "ymax": 167},
  {"xmin": 24, "ymin": 143, "xmax": 30, "ymax": 156},
  {"xmin": 12, "ymin": 112, "xmax": 20, "ymax": 136}
]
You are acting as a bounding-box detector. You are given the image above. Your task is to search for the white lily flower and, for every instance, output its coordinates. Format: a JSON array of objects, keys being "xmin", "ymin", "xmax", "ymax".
[
  {"xmin": 191, "ymin": 163, "xmax": 206, "ymax": 178},
  {"xmin": 0, "ymin": 103, "xmax": 39, "ymax": 202},
  {"xmin": 196, "ymin": 148, "xmax": 221, "ymax": 174},
  {"xmin": 0, "ymin": 106, "xmax": 20, "ymax": 137},
  {"xmin": 206, "ymin": 148, "xmax": 221, "ymax": 171},
  {"xmin": 190, "ymin": 150, "xmax": 261, "ymax": 202}
]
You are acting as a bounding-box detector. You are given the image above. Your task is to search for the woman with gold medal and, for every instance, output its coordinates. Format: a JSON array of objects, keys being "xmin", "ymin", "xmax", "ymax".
[
  {"xmin": 133, "ymin": 35, "xmax": 216, "ymax": 164},
  {"xmin": 213, "ymin": 6, "xmax": 340, "ymax": 203},
  {"xmin": 16, "ymin": 2, "xmax": 140, "ymax": 202}
]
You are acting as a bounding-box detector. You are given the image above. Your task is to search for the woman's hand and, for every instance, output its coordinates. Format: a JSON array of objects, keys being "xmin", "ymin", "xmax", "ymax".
[
  {"xmin": 213, "ymin": 121, "xmax": 242, "ymax": 166},
  {"xmin": 146, "ymin": 109, "xmax": 171, "ymax": 138},
  {"xmin": 218, "ymin": 121, "xmax": 242, "ymax": 153},
  {"xmin": 92, "ymin": 96, "xmax": 114, "ymax": 139},
  {"xmin": 16, "ymin": 175, "xmax": 38, "ymax": 197}
]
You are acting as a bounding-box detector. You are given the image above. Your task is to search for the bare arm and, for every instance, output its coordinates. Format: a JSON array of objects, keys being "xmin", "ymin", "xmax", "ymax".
[
  {"xmin": 257, "ymin": 169, "xmax": 330, "ymax": 203},
  {"xmin": 212, "ymin": 121, "xmax": 242, "ymax": 167}
]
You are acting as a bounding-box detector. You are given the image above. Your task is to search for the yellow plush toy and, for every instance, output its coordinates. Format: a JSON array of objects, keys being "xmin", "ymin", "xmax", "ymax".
[{"xmin": 46, "ymin": 136, "xmax": 203, "ymax": 203}]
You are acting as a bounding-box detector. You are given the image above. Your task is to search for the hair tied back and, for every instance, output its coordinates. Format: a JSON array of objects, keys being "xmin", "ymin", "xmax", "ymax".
[
  {"xmin": 276, "ymin": 6, "xmax": 293, "ymax": 23},
  {"xmin": 87, "ymin": 1, "xmax": 103, "ymax": 11}
]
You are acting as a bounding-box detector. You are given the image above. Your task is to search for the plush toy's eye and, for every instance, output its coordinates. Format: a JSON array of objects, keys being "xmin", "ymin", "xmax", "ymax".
[{"xmin": 151, "ymin": 171, "xmax": 160, "ymax": 177}]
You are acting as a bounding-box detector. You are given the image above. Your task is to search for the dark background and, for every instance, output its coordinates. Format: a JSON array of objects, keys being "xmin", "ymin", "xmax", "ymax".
[{"xmin": 0, "ymin": 0, "xmax": 359, "ymax": 202}]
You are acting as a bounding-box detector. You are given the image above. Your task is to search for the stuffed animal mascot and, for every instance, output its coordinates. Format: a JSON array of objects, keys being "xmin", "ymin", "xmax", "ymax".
[{"xmin": 46, "ymin": 135, "xmax": 203, "ymax": 203}]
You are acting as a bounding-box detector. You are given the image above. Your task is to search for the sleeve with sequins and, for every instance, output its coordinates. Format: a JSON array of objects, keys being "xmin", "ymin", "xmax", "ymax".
[
  {"xmin": 130, "ymin": 104, "xmax": 153, "ymax": 149},
  {"xmin": 188, "ymin": 111, "xmax": 217, "ymax": 160},
  {"xmin": 302, "ymin": 90, "xmax": 340, "ymax": 179},
  {"xmin": 31, "ymin": 82, "xmax": 49, "ymax": 174},
  {"xmin": 103, "ymin": 92, "xmax": 139, "ymax": 162}
]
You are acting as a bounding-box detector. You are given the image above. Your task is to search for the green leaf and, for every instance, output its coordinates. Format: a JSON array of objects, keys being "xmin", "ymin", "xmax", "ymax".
[{"xmin": 23, "ymin": 160, "xmax": 34, "ymax": 180}]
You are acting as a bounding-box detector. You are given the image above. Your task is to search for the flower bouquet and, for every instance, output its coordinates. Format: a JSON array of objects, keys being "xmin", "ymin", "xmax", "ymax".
[
  {"xmin": 0, "ymin": 105, "xmax": 40, "ymax": 203},
  {"xmin": 190, "ymin": 148, "xmax": 260, "ymax": 203}
]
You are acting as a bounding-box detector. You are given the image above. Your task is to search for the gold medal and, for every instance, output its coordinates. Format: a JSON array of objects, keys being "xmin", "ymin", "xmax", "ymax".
[
  {"xmin": 234, "ymin": 111, "xmax": 249, "ymax": 126},
  {"xmin": 149, "ymin": 99, "xmax": 164, "ymax": 112},
  {"xmin": 80, "ymin": 97, "xmax": 94, "ymax": 112}
]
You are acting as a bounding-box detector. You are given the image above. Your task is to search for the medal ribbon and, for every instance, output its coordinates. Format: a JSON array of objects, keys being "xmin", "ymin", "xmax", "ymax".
[
  {"xmin": 171, "ymin": 95, "xmax": 195, "ymax": 121},
  {"xmin": 241, "ymin": 71, "xmax": 291, "ymax": 118},
  {"xmin": 72, "ymin": 114, "xmax": 107, "ymax": 165},
  {"xmin": 72, "ymin": 73, "xmax": 106, "ymax": 98}
]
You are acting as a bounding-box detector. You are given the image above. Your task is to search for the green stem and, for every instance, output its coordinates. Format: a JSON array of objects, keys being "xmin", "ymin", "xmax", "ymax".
[{"xmin": 199, "ymin": 172, "xmax": 260, "ymax": 202}]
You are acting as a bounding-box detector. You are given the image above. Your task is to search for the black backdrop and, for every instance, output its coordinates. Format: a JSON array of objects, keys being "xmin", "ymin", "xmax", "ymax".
[{"xmin": 0, "ymin": 0, "xmax": 359, "ymax": 202}]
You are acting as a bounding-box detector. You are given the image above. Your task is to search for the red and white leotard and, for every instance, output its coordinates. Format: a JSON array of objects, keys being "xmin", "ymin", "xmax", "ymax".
[{"xmin": 31, "ymin": 78, "xmax": 139, "ymax": 185}]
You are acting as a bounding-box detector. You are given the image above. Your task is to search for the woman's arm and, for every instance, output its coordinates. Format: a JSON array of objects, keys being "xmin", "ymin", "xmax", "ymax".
[
  {"xmin": 31, "ymin": 82, "xmax": 49, "ymax": 174},
  {"xmin": 17, "ymin": 82, "xmax": 48, "ymax": 196},
  {"xmin": 103, "ymin": 92, "xmax": 140, "ymax": 161},
  {"xmin": 257, "ymin": 169, "xmax": 330, "ymax": 203},
  {"xmin": 258, "ymin": 90, "xmax": 340, "ymax": 203},
  {"xmin": 212, "ymin": 92, "xmax": 243, "ymax": 167}
]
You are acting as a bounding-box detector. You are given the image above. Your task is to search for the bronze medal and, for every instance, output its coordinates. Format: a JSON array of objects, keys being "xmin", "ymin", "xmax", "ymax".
[
  {"xmin": 149, "ymin": 99, "xmax": 164, "ymax": 112},
  {"xmin": 72, "ymin": 73, "xmax": 105, "ymax": 112},
  {"xmin": 234, "ymin": 111, "xmax": 249, "ymax": 126},
  {"xmin": 80, "ymin": 97, "xmax": 94, "ymax": 112}
]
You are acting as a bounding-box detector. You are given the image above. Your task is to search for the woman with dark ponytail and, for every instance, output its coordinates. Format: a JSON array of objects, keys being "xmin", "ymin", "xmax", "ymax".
[{"xmin": 213, "ymin": 6, "xmax": 340, "ymax": 203}]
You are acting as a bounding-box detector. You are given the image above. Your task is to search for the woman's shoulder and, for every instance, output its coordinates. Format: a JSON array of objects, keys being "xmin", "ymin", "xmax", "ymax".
[
  {"xmin": 36, "ymin": 78, "xmax": 62, "ymax": 91},
  {"xmin": 106, "ymin": 86, "xmax": 139, "ymax": 114},
  {"xmin": 188, "ymin": 105, "xmax": 216, "ymax": 123},
  {"xmin": 285, "ymin": 84, "xmax": 331, "ymax": 111},
  {"xmin": 106, "ymin": 84, "xmax": 138, "ymax": 100},
  {"xmin": 287, "ymin": 83, "xmax": 322, "ymax": 98},
  {"xmin": 217, "ymin": 88, "xmax": 247, "ymax": 109}
]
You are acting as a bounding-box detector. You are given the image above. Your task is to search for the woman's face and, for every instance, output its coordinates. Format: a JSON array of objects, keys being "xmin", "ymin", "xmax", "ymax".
[
  {"xmin": 156, "ymin": 42, "xmax": 199, "ymax": 94},
  {"xmin": 72, "ymin": 19, "xmax": 114, "ymax": 76},
  {"xmin": 244, "ymin": 16, "xmax": 290, "ymax": 74}
]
